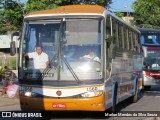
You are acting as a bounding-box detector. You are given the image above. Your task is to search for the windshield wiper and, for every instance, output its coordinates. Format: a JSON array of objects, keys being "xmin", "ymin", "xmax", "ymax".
[{"xmin": 62, "ymin": 56, "xmax": 81, "ymax": 83}]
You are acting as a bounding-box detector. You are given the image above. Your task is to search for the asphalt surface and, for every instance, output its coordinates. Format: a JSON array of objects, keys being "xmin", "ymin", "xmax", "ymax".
[
  {"xmin": 0, "ymin": 85, "xmax": 160, "ymax": 120},
  {"xmin": 106, "ymin": 86, "xmax": 160, "ymax": 120}
]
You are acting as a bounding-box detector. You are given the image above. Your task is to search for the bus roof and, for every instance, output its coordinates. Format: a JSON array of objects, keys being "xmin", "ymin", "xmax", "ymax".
[
  {"xmin": 138, "ymin": 28, "xmax": 160, "ymax": 34},
  {"xmin": 26, "ymin": 5, "xmax": 105, "ymax": 17}
]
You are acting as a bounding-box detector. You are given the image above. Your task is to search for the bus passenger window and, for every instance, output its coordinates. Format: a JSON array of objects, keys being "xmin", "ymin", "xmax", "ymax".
[
  {"xmin": 123, "ymin": 27, "xmax": 128, "ymax": 49},
  {"xmin": 112, "ymin": 19, "xmax": 116, "ymax": 45},
  {"xmin": 106, "ymin": 15, "xmax": 111, "ymax": 37},
  {"xmin": 118, "ymin": 23, "xmax": 123, "ymax": 48}
]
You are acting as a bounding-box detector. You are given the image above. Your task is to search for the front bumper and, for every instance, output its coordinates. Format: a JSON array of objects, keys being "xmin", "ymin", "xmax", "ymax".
[
  {"xmin": 143, "ymin": 75, "xmax": 160, "ymax": 86},
  {"xmin": 20, "ymin": 93, "xmax": 105, "ymax": 111}
]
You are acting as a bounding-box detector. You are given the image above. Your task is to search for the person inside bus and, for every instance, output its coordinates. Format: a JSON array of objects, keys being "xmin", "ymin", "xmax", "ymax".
[
  {"xmin": 25, "ymin": 45, "xmax": 49, "ymax": 69},
  {"xmin": 80, "ymin": 50, "xmax": 100, "ymax": 63}
]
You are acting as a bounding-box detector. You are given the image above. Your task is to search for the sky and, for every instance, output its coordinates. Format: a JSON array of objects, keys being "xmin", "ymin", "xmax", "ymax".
[
  {"xmin": 20, "ymin": 0, "xmax": 136, "ymax": 12},
  {"xmin": 109, "ymin": 0, "xmax": 136, "ymax": 12},
  {"xmin": 20, "ymin": 0, "xmax": 27, "ymax": 3}
]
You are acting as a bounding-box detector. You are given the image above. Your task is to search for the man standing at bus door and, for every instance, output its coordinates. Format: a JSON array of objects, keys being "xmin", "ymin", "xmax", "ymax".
[
  {"xmin": 25, "ymin": 45, "xmax": 49, "ymax": 69},
  {"xmin": 1, "ymin": 66, "xmax": 14, "ymax": 97}
]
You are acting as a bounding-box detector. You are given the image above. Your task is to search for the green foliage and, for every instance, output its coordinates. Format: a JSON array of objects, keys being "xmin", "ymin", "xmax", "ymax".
[
  {"xmin": 10, "ymin": 58, "xmax": 16, "ymax": 70},
  {"xmin": 115, "ymin": 12, "xmax": 124, "ymax": 19},
  {"xmin": 0, "ymin": 0, "xmax": 24, "ymax": 33},
  {"xmin": 132, "ymin": 0, "xmax": 160, "ymax": 29},
  {"xmin": 26, "ymin": 0, "xmax": 59, "ymax": 13},
  {"xmin": 0, "ymin": 0, "xmax": 112, "ymax": 34},
  {"xmin": 96, "ymin": 0, "xmax": 112, "ymax": 7}
]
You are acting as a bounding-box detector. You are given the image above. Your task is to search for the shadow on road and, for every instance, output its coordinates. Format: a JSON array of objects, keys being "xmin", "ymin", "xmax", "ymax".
[{"xmin": 113, "ymin": 86, "xmax": 160, "ymax": 113}]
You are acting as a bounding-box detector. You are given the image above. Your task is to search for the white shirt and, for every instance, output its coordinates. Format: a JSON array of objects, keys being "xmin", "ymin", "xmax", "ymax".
[
  {"xmin": 28, "ymin": 52, "xmax": 49, "ymax": 69},
  {"xmin": 83, "ymin": 55, "xmax": 100, "ymax": 62}
]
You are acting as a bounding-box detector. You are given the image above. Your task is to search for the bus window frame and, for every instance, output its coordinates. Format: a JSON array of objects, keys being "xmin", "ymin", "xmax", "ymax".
[{"xmin": 122, "ymin": 25, "xmax": 124, "ymax": 49}]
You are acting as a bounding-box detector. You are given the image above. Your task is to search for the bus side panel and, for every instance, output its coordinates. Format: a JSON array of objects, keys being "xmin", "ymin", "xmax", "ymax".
[
  {"xmin": 104, "ymin": 81, "xmax": 113, "ymax": 110},
  {"xmin": 110, "ymin": 48, "xmax": 141, "ymax": 104}
]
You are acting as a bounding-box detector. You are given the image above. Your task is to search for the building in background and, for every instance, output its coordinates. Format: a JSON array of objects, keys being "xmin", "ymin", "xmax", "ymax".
[
  {"xmin": 108, "ymin": 0, "xmax": 136, "ymax": 24},
  {"xmin": 0, "ymin": 34, "xmax": 19, "ymax": 70}
]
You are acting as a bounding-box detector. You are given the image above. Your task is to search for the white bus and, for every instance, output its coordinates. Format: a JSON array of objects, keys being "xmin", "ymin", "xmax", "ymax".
[
  {"xmin": 139, "ymin": 28, "xmax": 160, "ymax": 90},
  {"xmin": 10, "ymin": 4, "xmax": 142, "ymax": 112}
]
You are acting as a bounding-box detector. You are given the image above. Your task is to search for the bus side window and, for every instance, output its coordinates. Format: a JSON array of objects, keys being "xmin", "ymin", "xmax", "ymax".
[
  {"xmin": 157, "ymin": 35, "xmax": 160, "ymax": 43},
  {"xmin": 127, "ymin": 28, "xmax": 130, "ymax": 50},
  {"xmin": 106, "ymin": 15, "xmax": 112, "ymax": 70},
  {"xmin": 112, "ymin": 19, "xmax": 116, "ymax": 45},
  {"xmin": 123, "ymin": 27, "xmax": 128, "ymax": 50},
  {"xmin": 115, "ymin": 21, "xmax": 119, "ymax": 47},
  {"xmin": 118, "ymin": 23, "xmax": 123, "ymax": 48},
  {"xmin": 106, "ymin": 15, "xmax": 111, "ymax": 38},
  {"xmin": 129, "ymin": 30, "xmax": 133, "ymax": 51},
  {"xmin": 137, "ymin": 34, "xmax": 141, "ymax": 53},
  {"xmin": 122, "ymin": 25, "xmax": 124, "ymax": 49}
]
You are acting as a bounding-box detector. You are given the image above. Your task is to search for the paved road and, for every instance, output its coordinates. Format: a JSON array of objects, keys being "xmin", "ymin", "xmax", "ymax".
[
  {"xmin": 0, "ymin": 96, "xmax": 20, "ymax": 111},
  {"xmin": 0, "ymin": 86, "xmax": 160, "ymax": 120},
  {"xmin": 107, "ymin": 86, "xmax": 160, "ymax": 120}
]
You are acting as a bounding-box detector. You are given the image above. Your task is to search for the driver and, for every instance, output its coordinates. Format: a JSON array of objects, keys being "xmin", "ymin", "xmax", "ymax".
[
  {"xmin": 25, "ymin": 45, "xmax": 49, "ymax": 69},
  {"xmin": 80, "ymin": 50, "xmax": 100, "ymax": 62}
]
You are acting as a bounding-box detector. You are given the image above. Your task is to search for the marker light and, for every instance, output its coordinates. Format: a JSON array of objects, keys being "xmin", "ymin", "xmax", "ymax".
[{"xmin": 80, "ymin": 91, "xmax": 103, "ymax": 98}]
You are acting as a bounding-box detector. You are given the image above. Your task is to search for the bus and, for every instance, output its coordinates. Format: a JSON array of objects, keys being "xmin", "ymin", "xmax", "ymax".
[
  {"xmin": 10, "ymin": 5, "xmax": 142, "ymax": 112},
  {"xmin": 139, "ymin": 28, "xmax": 160, "ymax": 90}
]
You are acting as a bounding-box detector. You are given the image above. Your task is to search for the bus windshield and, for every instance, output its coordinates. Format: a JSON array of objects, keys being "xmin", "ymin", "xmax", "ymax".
[
  {"xmin": 147, "ymin": 49, "xmax": 160, "ymax": 58},
  {"xmin": 20, "ymin": 18, "xmax": 103, "ymax": 82},
  {"xmin": 141, "ymin": 34, "xmax": 160, "ymax": 45},
  {"xmin": 143, "ymin": 49, "xmax": 160, "ymax": 70},
  {"xmin": 143, "ymin": 57, "xmax": 160, "ymax": 71}
]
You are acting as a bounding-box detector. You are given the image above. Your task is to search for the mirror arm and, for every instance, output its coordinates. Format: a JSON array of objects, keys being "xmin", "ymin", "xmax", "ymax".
[{"xmin": 11, "ymin": 32, "xmax": 20, "ymax": 42}]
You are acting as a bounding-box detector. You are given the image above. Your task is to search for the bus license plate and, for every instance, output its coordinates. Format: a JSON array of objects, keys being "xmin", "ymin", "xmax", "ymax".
[{"xmin": 52, "ymin": 103, "xmax": 66, "ymax": 108}]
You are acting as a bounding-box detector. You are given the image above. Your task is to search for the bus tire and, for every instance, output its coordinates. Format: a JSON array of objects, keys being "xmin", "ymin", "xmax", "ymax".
[
  {"xmin": 144, "ymin": 86, "xmax": 151, "ymax": 91},
  {"xmin": 112, "ymin": 81, "xmax": 118, "ymax": 113},
  {"xmin": 132, "ymin": 78, "xmax": 138, "ymax": 103}
]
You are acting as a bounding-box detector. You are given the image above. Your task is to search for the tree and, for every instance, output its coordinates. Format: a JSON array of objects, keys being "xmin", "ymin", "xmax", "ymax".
[
  {"xmin": 0, "ymin": 0, "xmax": 112, "ymax": 34},
  {"xmin": 0, "ymin": 0, "xmax": 24, "ymax": 33},
  {"xmin": 0, "ymin": 0, "xmax": 7, "ymax": 34},
  {"xmin": 115, "ymin": 12, "xmax": 124, "ymax": 19},
  {"xmin": 132, "ymin": 0, "xmax": 160, "ymax": 29}
]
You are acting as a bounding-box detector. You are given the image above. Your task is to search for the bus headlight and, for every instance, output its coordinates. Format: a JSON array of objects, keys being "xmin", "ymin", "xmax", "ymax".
[
  {"xmin": 24, "ymin": 91, "xmax": 32, "ymax": 97},
  {"xmin": 21, "ymin": 91, "xmax": 43, "ymax": 97},
  {"xmin": 80, "ymin": 91, "xmax": 103, "ymax": 98}
]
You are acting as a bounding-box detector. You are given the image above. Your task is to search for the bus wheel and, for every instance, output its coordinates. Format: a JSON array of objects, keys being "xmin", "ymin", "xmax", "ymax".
[
  {"xmin": 144, "ymin": 86, "xmax": 151, "ymax": 91},
  {"xmin": 112, "ymin": 81, "xmax": 118, "ymax": 113},
  {"xmin": 132, "ymin": 78, "xmax": 138, "ymax": 103}
]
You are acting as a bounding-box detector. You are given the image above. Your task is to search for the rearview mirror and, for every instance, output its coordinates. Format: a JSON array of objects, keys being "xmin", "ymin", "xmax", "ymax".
[
  {"xmin": 10, "ymin": 32, "xmax": 20, "ymax": 56},
  {"xmin": 11, "ymin": 32, "xmax": 20, "ymax": 41},
  {"xmin": 10, "ymin": 41, "xmax": 16, "ymax": 56}
]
